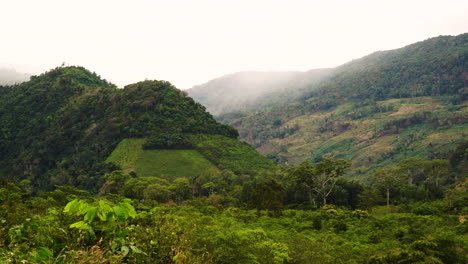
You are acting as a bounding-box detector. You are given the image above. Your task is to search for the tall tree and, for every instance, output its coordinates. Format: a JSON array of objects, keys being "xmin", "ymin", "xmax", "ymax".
[
  {"xmin": 251, "ymin": 179, "xmax": 284, "ymax": 212},
  {"xmin": 289, "ymin": 158, "xmax": 351, "ymax": 206},
  {"xmin": 288, "ymin": 161, "xmax": 317, "ymax": 207},
  {"xmin": 424, "ymin": 159, "xmax": 449, "ymax": 187},
  {"xmin": 373, "ymin": 167, "xmax": 398, "ymax": 206},
  {"xmin": 396, "ymin": 158, "xmax": 426, "ymax": 185},
  {"xmin": 315, "ymin": 158, "xmax": 352, "ymax": 205}
]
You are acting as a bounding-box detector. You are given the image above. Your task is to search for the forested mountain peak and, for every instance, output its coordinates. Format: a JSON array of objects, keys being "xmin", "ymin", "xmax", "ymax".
[
  {"xmin": 0, "ymin": 66, "xmax": 252, "ymax": 192},
  {"xmin": 304, "ymin": 34, "xmax": 467, "ymax": 101},
  {"xmin": 29, "ymin": 66, "xmax": 115, "ymax": 88}
]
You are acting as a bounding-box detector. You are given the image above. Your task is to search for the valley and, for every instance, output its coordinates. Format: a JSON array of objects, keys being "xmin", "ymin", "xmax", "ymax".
[{"xmin": 0, "ymin": 34, "xmax": 466, "ymax": 263}]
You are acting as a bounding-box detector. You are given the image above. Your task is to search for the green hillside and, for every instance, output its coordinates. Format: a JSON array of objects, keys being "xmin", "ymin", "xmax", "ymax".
[
  {"xmin": 0, "ymin": 66, "xmax": 239, "ymax": 192},
  {"xmin": 248, "ymin": 97, "xmax": 466, "ymax": 179},
  {"xmin": 191, "ymin": 134, "xmax": 277, "ymax": 175},
  {"xmin": 106, "ymin": 134, "xmax": 277, "ymax": 180},
  {"xmin": 106, "ymin": 138, "xmax": 220, "ymax": 180},
  {"xmin": 1, "ymin": 37, "xmax": 467, "ymax": 264},
  {"xmin": 216, "ymin": 34, "xmax": 468, "ymax": 178}
]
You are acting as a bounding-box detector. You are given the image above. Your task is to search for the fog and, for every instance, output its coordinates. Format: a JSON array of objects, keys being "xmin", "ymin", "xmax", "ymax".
[
  {"xmin": 188, "ymin": 69, "xmax": 332, "ymax": 115},
  {"xmin": 1, "ymin": 0, "xmax": 467, "ymax": 89},
  {"xmin": 0, "ymin": 67, "xmax": 31, "ymax": 85}
]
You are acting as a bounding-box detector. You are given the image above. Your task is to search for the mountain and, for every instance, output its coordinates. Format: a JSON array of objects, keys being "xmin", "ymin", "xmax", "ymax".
[
  {"xmin": 0, "ymin": 66, "xmax": 274, "ymax": 192},
  {"xmin": 212, "ymin": 34, "xmax": 467, "ymax": 178},
  {"xmin": 0, "ymin": 67, "xmax": 31, "ymax": 85},
  {"xmin": 188, "ymin": 69, "xmax": 332, "ymax": 115}
]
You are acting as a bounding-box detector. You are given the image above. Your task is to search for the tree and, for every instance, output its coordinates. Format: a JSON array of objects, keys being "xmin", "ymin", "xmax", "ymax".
[
  {"xmin": 357, "ymin": 188, "xmax": 384, "ymax": 209},
  {"xmin": 202, "ymin": 181, "xmax": 216, "ymax": 195},
  {"xmin": 98, "ymin": 170, "xmax": 131, "ymax": 196},
  {"xmin": 315, "ymin": 158, "xmax": 351, "ymax": 205},
  {"xmin": 289, "ymin": 158, "xmax": 351, "ymax": 206},
  {"xmin": 424, "ymin": 159, "xmax": 449, "ymax": 187},
  {"xmin": 170, "ymin": 177, "xmax": 191, "ymax": 204},
  {"xmin": 288, "ymin": 161, "xmax": 317, "ymax": 207},
  {"xmin": 373, "ymin": 167, "xmax": 398, "ymax": 206},
  {"xmin": 396, "ymin": 158, "xmax": 426, "ymax": 185},
  {"xmin": 144, "ymin": 184, "xmax": 171, "ymax": 203},
  {"xmin": 251, "ymin": 179, "xmax": 284, "ymax": 212}
]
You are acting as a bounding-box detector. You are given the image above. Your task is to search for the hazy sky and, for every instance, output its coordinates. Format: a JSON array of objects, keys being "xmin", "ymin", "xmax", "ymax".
[{"xmin": 1, "ymin": 0, "xmax": 467, "ymax": 89}]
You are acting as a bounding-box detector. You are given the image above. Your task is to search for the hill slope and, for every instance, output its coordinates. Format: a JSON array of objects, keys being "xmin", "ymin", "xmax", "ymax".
[
  {"xmin": 0, "ymin": 66, "xmax": 273, "ymax": 192},
  {"xmin": 215, "ymin": 34, "xmax": 468, "ymax": 178}
]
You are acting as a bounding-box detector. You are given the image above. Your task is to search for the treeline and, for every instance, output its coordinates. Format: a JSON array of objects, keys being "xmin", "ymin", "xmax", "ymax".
[
  {"xmin": 303, "ymin": 34, "xmax": 468, "ymax": 102},
  {"xmin": 1, "ymin": 155, "xmax": 466, "ymax": 263}
]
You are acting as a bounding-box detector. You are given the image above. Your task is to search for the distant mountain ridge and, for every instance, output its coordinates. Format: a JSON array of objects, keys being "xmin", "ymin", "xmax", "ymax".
[
  {"xmin": 188, "ymin": 69, "xmax": 332, "ymax": 115},
  {"xmin": 200, "ymin": 33, "xmax": 468, "ymax": 178},
  {"xmin": 191, "ymin": 34, "xmax": 467, "ymax": 117}
]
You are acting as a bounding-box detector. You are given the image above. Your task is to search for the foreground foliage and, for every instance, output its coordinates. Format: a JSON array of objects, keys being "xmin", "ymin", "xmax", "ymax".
[{"xmin": 1, "ymin": 178, "xmax": 466, "ymax": 264}]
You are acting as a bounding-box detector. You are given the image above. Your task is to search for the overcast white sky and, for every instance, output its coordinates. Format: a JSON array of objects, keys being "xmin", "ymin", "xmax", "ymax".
[{"xmin": 1, "ymin": 0, "xmax": 467, "ymax": 89}]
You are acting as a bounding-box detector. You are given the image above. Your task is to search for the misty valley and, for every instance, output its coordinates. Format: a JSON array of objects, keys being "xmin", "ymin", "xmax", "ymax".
[{"xmin": 0, "ymin": 34, "xmax": 467, "ymax": 263}]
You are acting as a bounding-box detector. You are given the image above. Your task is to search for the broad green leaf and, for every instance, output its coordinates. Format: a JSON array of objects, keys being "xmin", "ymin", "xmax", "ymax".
[
  {"xmin": 88, "ymin": 228, "xmax": 96, "ymax": 238},
  {"xmin": 78, "ymin": 200, "xmax": 90, "ymax": 215},
  {"xmin": 63, "ymin": 199, "xmax": 79, "ymax": 214},
  {"xmin": 99, "ymin": 200, "xmax": 113, "ymax": 214},
  {"xmin": 120, "ymin": 199, "xmax": 137, "ymax": 218},
  {"xmin": 117, "ymin": 229, "xmax": 129, "ymax": 238},
  {"xmin": 84, "ymin": 206, "xmax": 97, "ymax": 223},
  {"xmin": 106, "ymin": 212, "xmax": 115, "ymax": 223},
  {"xmin": 97, "ymin": 210, "xmax": 107, "ymax": 222},
  {"xmin": 70, "ymin": 221, "xmax": 85, "ymax": 229},
  {"xmin": 113, "ymin": 205, "xmax": 128, "ymax": 223},
  {"xmin": 111, "ymin": 238, "xmax": 124, "ymax": 251}
]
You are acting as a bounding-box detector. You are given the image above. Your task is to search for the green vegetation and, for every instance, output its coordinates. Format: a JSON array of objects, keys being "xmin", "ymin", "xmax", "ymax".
[
  {"xmin": 106, "ymin": 134, "xmax": 277, "ymax": 180},
  {"xmin": 217, "ymin": 34, "xmax": 468, "ymax": 179},
  {"xmin": 135, "ymin": 150, "xmax": 220, "ymax": 180},
  {"xmin": 106, "ymin": 138, "xmax": 146, "ymax": 170},
  {"xmin": 107, "ymin": 138, "xmax": 220, "ymax": 180},
  {"xmin": 0, "ymin": 35, "xmax": 467, "ymax": 263},
  {"xmin": 1, "ymin": 168, "xmax": 466, "ymax": 263},
  {"xmin": 191, "ymin": 134, "xmax": 277, "ymax": 175},
  {"xmin": 0, "ymin": 66, "xmax": 238, "ymax": 192},
  {"xmin": 223, "ymin": 97, "xmax": 467, "ymax": 179}
]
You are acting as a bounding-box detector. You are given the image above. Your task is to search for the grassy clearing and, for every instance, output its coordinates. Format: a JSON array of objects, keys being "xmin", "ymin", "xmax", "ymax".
[
  {"xmin": 191, "ymin": 134, "xmax": 277, "ymax": 175},
  {"xmin": 106, "ymin": 138, "xmax": 145, "ymax": 170},
  {"xmin": 106, "ymin": 138, "xmax": 220, "ymax": 180},
  {"xmin": 135, "ymin": 150, "xmax": 220, "ymax": 180}
]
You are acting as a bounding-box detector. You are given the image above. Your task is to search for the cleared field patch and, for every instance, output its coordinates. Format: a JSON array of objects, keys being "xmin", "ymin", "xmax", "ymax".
[
  {"xmin": 106, "ymin": 138, "xmax": 220, "ymax": 180},
  {"xmin": 106, "ymin": 138, "xmax": 145, "ymax": 171},
  {"xmin": 135, "ymin": 149, "xmax": 220, "ymax": 179}
]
